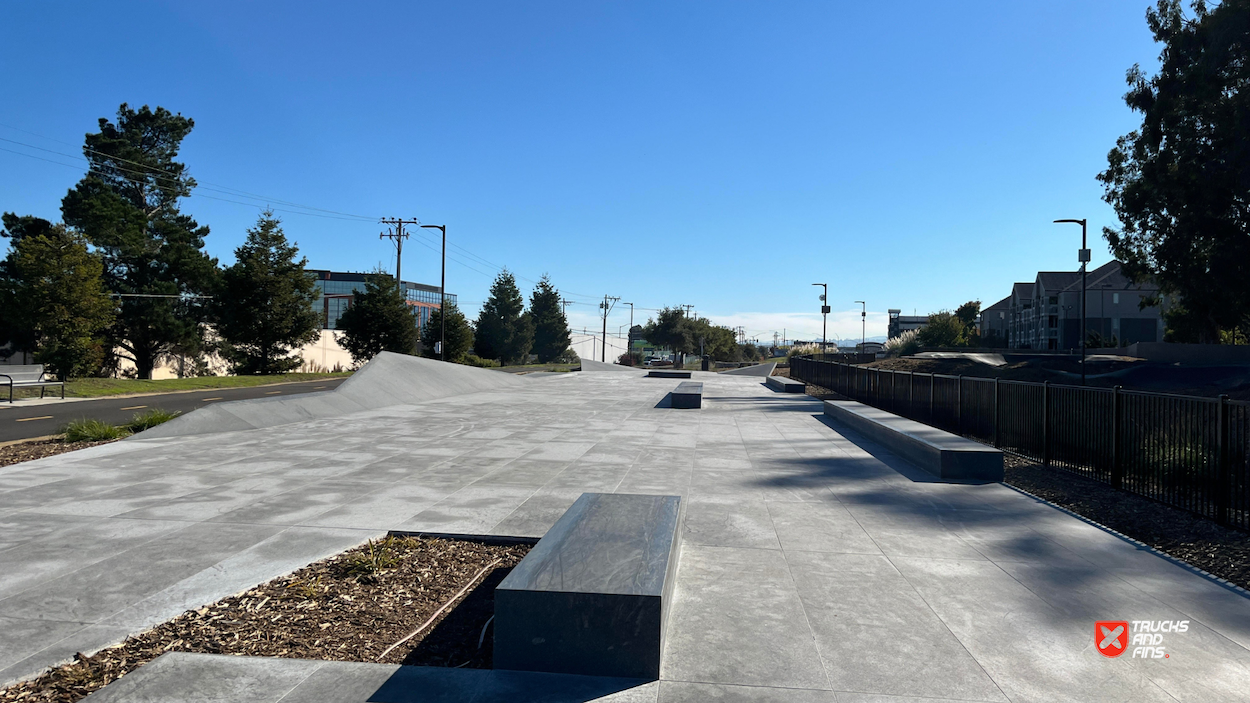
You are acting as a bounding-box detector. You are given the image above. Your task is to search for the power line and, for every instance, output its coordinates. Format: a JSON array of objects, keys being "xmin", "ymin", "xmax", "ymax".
[{"xmin": 0, "ymin": 129, "xmax": 377, "ymax": 221}]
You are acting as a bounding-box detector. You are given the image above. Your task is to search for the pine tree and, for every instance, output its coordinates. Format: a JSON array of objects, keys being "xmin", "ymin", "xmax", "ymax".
[
  {"xmin": 474, "ymin": 269, "xmax": 532, "ymax": 364},
  {"xmin": 60, "ymin": 104, "xmax": 219, "ymax": 378},
  {"xmin": 335, "ymin": 272, "xmax": 418, "ymax": 364},
  {"xmin": 215, "ymin": 211, "xmax": 320, "ymax": 374},
  {"xmin": 420, "ymin": 301, "xmax": 474, "ymax": 362},
  {"xmin": 0, "ymin": 214, "xmax": 116, "ymax": 378},
  {"xmin": 529, "ymin": 275, "xmax": 570, "ymax": 363}
]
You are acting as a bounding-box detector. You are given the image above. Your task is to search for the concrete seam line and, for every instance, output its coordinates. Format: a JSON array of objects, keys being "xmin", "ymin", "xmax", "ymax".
[{"xmin": 375, "ymin": 557, "xmax": 502, "ymax": 661}]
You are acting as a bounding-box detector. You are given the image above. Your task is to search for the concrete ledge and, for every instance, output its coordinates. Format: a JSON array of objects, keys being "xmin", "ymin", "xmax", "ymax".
[
  {"xmin": 671, "ymin": 382, "xmax": 703, "ymax": 409},
  {"xmin": 765, "ymin": 376, "xmax": 805, "ymax": 393},
  {"xmin": 494, "ymin": 493, "xmax": 683, "ymax": 680},
  {"xmin": 822, "ymin": 400, "xmax": 1003, "ymax": 481},
  {"xmin": 646, "ymin": 370, "xmax": 691, "ymax": 379}
]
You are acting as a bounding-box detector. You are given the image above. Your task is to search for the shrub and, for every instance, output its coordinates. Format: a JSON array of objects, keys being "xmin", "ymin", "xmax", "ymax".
[
  {"xmin": 62, "ymin": 418, "xmax": 129, "ymax": 442},
  {"xmin": 884, "ymin": 329, "xmax": 921, "ymax": 357},
  {"xmin": 617, "ymin": 352, "xmax": 641, "ymax": 366},
  {"xmin": 460, "ymin": 353, "xmax": 500, "ymax": 368},
  {"xmin": 555, "ymin": 348, "xmax": 580, "ymax": 364},
  {"xmin": 786, "ymin": 342, "xmax": 827, "ymax": 359},
  {"xmin": 126, "ymin": 408, "xmax": 182, "ymax": 432}
]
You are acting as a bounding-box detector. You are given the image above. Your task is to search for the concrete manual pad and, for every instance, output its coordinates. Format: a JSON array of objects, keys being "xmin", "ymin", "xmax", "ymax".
[
  {"xmin": 824, "ymin": 399, "xmax": 1004, "ymax": 481},
  {"xmin": 1, "ymin": 364, "xmax": 1247, "ymax": 700},
  {"xmin": 495, "ymin": 493, "xmax": 682, "ymax": 679}
]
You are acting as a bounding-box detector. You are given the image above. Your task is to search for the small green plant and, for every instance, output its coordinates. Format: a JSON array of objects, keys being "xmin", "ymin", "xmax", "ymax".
[
  {"xmin": 341, "ymin": 538, "xmax": 401, "ymax": 581},
  {"xmin": 460, "ymin": 353, "xmax": 500, "ymax": 368},
  {"xmin": 62, "ymin": 418, "xmax": 130, "ymax": 442},
  {"xmin": 125, "ymin": 408, "xmax": 182, "ymax": 432}
]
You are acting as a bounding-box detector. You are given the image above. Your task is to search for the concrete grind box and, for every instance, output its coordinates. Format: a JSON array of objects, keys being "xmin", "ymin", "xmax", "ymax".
[{"xmin": 493, "ymin": 493, "xmax": 683, "ymax": 680}]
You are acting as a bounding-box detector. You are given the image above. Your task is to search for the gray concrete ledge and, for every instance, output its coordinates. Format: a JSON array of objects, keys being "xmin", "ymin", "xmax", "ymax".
[
  {"xmin": 822, "ymin": 400, "xmax": 1003, "ymax": 481},
  {"xmin": 495, "ymin": 493, "xmax": 683, "ymax": 680},
  {"xmin": 764, "ymin": 376, "xmax": 804, "ymax": 393},
  {"xmin": 645, "ymin": 370, "xmax": 691, "ymax": 379},
  {"xmin": 670, "ymin": 382, "xmax": 702, "ymax": 409}
]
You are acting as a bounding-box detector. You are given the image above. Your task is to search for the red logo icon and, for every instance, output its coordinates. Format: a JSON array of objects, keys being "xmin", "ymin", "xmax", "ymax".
[{"xmin": 1096, "ymin": 621, "xmax": 1129, "ymax": 657}]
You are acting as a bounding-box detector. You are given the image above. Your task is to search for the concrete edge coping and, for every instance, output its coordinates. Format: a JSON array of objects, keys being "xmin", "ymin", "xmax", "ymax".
[{"xmin": 822, "ymin": 399, "xmax": 1004, "ymax": 482}]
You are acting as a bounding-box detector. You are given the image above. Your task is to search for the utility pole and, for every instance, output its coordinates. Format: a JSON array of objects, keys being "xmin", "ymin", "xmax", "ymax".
[
  {"xmin": 1054, "ymin": 218, "xmax": 1090, "ymax": 386},
  {"xmin": 560, "ymin": 298, "xmax": 574, "ymax": 317},
  {"xmin": 600, "ymin": 295, "xmax": 620, "ymax": 362},
  {"xmin": 623, "ymin": 302, "xmax": 634, "ymax": 357},
  {"xmin": 419, "ymin": 224, "xmax": 446, "ymax": 361},
  {"xmin": 379, "ymin": 218, "xmax": 419, "ymax": 289},
  {"xmin": 855, "ymin": 300, "xmax": 866, "ymax": 353},
  {"xmin": 812, "ymin": 283, "xmax": 828, "ymax": 352},
  {"xmin": 681, "ymin": 304, "xmax": 694, "ymax": 318}
]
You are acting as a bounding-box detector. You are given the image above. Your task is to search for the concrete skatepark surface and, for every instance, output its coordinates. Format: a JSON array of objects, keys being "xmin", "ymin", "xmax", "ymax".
[
  {"xmin": 139, "ymin": 353, "xmax": 526, "ymax": 438},
  {"xmin": 1, "ymin": 360, "xmax": 1249, "ymax": 701},
  {"xmin": 719, "ymin": 361, "xmax": 777, "ymax": 377}
]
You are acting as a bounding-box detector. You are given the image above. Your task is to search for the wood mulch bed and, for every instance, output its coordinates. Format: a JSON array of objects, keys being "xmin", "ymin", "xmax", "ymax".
[
  {"xmin": 0, "ymin": 536, "xmax": 530, "ymax": 703},
  {"xmin": 0, "ymin": 438, "xmax": 120, "ymax": 469},
  {"xmin": 797, "ymin": 380, "xmax": 1250, "ymax": 591}
]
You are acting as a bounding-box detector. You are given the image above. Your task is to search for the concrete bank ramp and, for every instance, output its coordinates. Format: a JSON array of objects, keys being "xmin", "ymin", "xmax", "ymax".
[
  {"xmin": 136, "ymin": 352, "xmax": 527, "ymax": 439},
  {"xmin": 579, "ymin": 358, "xmax": 641, "ymax": 373},
  {"xmin": 721, "ymin": 362, "xmax": 777, "ymax": 377}
]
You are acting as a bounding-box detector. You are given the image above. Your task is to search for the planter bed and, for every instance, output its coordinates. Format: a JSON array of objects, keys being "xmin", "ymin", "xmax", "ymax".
[{"xmin": 0, "ymin": 535, "xmax": 531, "ymax": 703}]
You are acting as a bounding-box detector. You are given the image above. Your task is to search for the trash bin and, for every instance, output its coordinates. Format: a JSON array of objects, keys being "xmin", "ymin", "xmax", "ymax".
[{"xmin": 701, "ymin": 355, "xmax": 710, "ymax": 371}]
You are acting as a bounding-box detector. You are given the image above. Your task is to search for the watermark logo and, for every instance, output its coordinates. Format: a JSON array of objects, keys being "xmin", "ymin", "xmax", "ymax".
[
  {"xmin": 1096, "ymin": 621, "xmax": 1129, "ymax": 658},
  {"xmin": 1096, "ymin": 620, "xmax": 1188, "ymax": 658}
]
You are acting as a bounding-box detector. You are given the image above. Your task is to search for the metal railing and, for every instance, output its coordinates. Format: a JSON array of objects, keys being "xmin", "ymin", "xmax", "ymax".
[{"xmin": 790, "ymin": 355, "xmax": 1250, "ymax": 530}]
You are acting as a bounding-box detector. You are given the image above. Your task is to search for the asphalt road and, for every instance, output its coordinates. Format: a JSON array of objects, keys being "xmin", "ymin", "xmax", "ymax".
[{"xmin": 0, "ymin": 377, "xmax": 349, "ymax": 443}]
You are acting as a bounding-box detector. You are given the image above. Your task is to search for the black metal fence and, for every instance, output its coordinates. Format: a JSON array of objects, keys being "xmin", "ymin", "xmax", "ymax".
[{"xmin": 790, "ymin": 355, "xmax": 1250, "ymax": 530}]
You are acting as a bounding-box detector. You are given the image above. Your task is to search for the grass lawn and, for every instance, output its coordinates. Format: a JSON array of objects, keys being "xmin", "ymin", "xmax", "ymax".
[
  {"xmin": 493, "ymin": 363, "xmax": 580, "ymax": 374},
  {"xmin": 13, "ymin": 372, "xmax": 353, "ymax": 399}
]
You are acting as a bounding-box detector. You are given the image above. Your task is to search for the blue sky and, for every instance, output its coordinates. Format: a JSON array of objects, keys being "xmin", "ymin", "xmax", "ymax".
[{"xmin": 1, "ymin": 1, "xmax": 1160, "ymax": 344}]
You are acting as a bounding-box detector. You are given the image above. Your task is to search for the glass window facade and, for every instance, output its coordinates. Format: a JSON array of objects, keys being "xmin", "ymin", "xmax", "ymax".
[{"xmin": 309, "ymin": 270, "xmax": 456, "ymax": 330}]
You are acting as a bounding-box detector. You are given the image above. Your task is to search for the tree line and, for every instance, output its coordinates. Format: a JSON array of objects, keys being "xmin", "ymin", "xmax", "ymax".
[{"xmin": 0, "ymin": 103, "xmax": 575, "ymax": 379}]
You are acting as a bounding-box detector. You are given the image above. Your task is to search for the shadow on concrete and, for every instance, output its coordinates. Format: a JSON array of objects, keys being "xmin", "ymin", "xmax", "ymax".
[
  {"xmin": 742, "ymin": 416, "xmax": 1250, "ymax": 605},
  {"xmin": 367, "ymin": 664, "xmax": 650, "ymax": 702}
]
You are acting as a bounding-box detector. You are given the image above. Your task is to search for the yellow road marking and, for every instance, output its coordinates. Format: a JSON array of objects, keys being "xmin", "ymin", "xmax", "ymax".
[
  {"xmin": 202, "ymin": 397, "xmax": 223, "ymax": 401},
  {"xmin": 16, "ymin": 416, "xmax": 52, "ymax": 422},
  {"xmin": 265, "ymin": 391, "xmax": 282, "ymax": 395},
  {"xmin": 119, "ymin": 405, "xmax": 147, "ymax": 411}
]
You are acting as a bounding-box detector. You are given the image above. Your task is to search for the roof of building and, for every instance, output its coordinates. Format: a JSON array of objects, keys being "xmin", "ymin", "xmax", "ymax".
[
  {"xmin": 1011, "ymin": 282, "xmax": 1035, "ymax": 299},
  {"xmin": 1036, "ymin": 271, "xmax": 1081, "ymax": 292},
  {"xmin": 984, "ymin": 295, "xmax": 1011, "ymax": 312}
]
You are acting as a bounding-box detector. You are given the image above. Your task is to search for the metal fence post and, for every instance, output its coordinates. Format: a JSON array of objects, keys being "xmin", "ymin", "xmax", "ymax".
[
  {"xmin": 909, "ymin": 371, "xmax": 915, "ymax": 418},
  {"xmin": 1111, "ymin": 386, "xmax": 1122, "ymax": 489},
  {"xmin": 929, "ymin": 373, "xmax": 935, "ymax": 423},
  {"xmin": 1216, "ymin": 394, "xmax": 1230, "ymax": 526},
  {"xmin": 891, "ymin": 370, "xmax": 897, "ymax": 413},
  {"xmin": 993, "ymin": 377, "xmax": 1000, "ymax": 448},
  {"xmin": 1042, "ymin": 381, "xmax": 1051, "ymax": 467},
  {"xmin": 956, "ymin": 375, "xmax": 963, "ymax": 435}
]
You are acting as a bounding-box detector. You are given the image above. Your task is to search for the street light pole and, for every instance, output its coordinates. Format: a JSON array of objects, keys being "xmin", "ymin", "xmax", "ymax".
[
  {"xmin": 420, "ymin": 224, "xmax": 447, "ymax": 361},
  {"xmin": 812, "ymin": 283, "xmax": 828, "ymax": 353},
  {"xmin": 1054, "ymin": 219, "xmax": 1089, "ymax": 385},
  {"xmin": 855, "ymin": 301, "xmax": 866, "ymax": 353}
]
